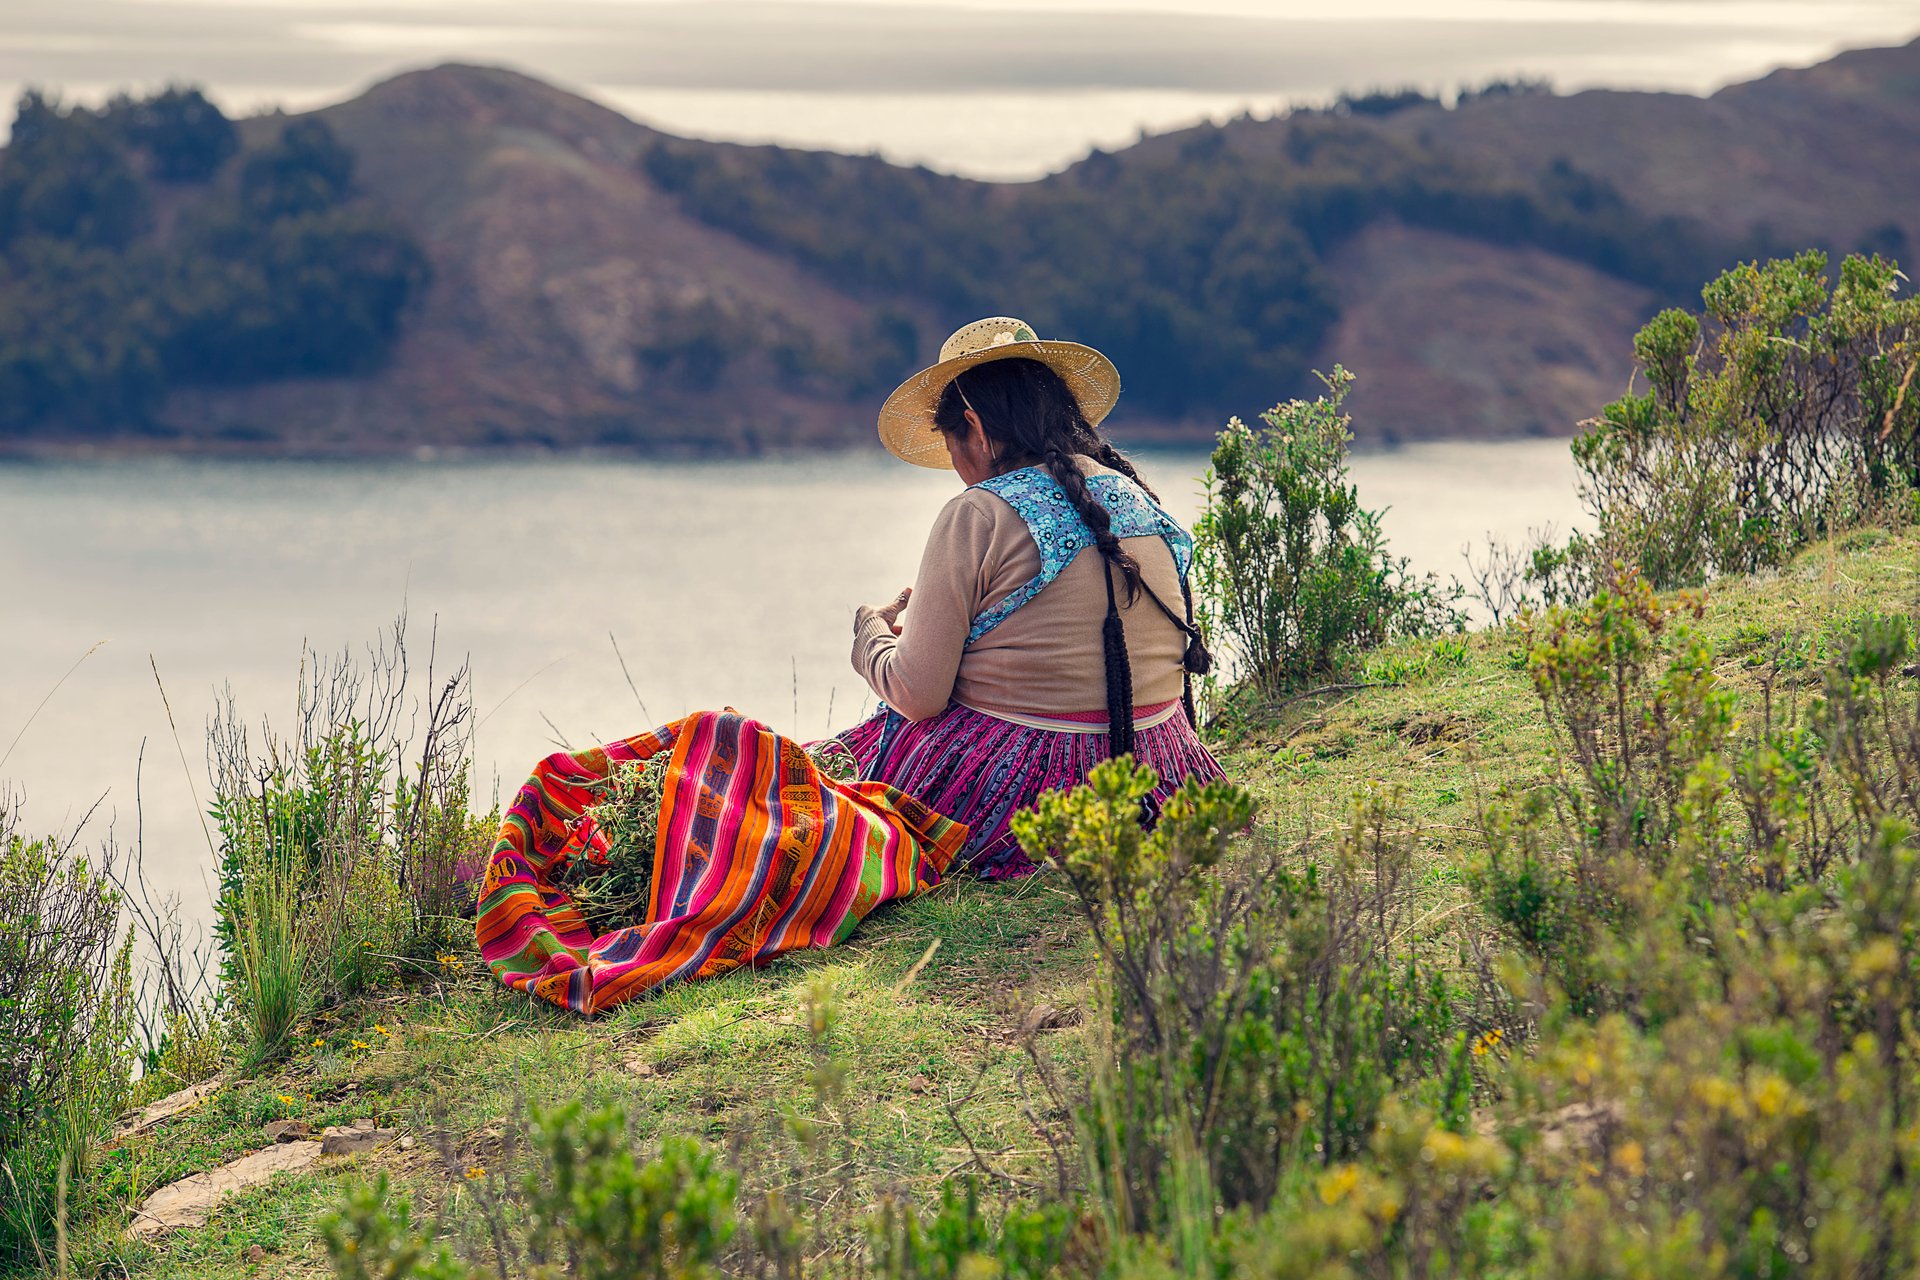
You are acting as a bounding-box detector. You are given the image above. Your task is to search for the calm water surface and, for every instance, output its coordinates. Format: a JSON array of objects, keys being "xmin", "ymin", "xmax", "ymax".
[{"xmin": 0, "ymin": 443, "xmax": 1584, "ymax": 913}]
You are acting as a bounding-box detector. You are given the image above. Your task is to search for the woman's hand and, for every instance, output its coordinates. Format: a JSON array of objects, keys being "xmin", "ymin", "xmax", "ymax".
[{"xmin": 874, "ymin": 587, "xmax": 912, "ymax": 635}]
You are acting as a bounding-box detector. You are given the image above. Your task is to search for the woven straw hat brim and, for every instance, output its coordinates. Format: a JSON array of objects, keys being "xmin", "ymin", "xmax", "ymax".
[{"xmin": 877, "ymin": 339, "xmax": 1121, "ymax": 470}]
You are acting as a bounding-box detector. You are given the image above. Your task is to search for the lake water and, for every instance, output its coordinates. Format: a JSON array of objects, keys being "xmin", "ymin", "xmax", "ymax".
[{"xmin": 0, "ymin": 441, "xmax": 1585, "ymax": 916}]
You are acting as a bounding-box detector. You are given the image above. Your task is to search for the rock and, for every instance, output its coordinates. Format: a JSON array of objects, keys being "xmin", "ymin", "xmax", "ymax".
[
  {"xmin": 130, "ymin": 1141, "xmax": 322, "ymax": 1237},
  {"xmin": 246, "ymin": 1245, "xmax": 267, "ymax": 1264},
  {"xmin": 1536, "ymin": 1100, "xmax": 1625, "ymax": 1157},
  {"xmin": 907, "ymin": 1074, "xmax": 935, "ymax": 1095},
  {"xmin": 1021, "ymin": 1004, "xmax": 1082, "ymax": 1035},
  {"xmin": 115, "ymin": 1075, "xmax": 225, "ymax": 1140},
  {"xmin": 399, "ymin": 1136, "xmax": 417, "ymax": 1151},
  {"xmin": 321, "ymin": 1119, "xmax": 399, "ymax": 1156},
  {"xmin": 262, "ymin": 1120, "xmax": 314, "ymax": 1143}
]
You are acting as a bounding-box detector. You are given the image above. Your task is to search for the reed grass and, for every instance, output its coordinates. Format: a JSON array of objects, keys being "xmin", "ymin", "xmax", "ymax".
[{"xmin": 231, "ymin": 849, "xmax": 307, "ymax": 1070}]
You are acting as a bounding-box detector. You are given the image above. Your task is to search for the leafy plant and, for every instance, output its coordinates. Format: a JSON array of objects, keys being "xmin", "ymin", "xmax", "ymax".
[
  {"xmin": 0, "ymin": 801, "xmax": 135, "ymax": 1263},
  {"xmin": 1192, "ymin": 366, "xmax": 1464, "ymax": 694},
  {"xmin": 1466, "ymin": 577, "xmax": 1920, "ymax": 1274},
  {"xmin": 210, "ymin": 615, "xmax": 485, "ymax": 1039},
  {"xmin": 1571, "ymin": 251, "xmax": 1920, "ymax": 589},
  {"xmin": 1012, "ymin": 759, "xmax": 1488, "ymax": 1265}
]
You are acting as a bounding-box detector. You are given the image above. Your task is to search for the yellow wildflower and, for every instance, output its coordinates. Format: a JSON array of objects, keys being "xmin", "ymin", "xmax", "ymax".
[
  {"xmin": 277, "ymin": 1094, "xmax": 296, "ymax": 1106},
  {"xmin": 351, "ymin": 1039, "xmax": 370, "ymax": 1051},
  {"xmin": 373, "ymin": 1024, "xmax": 391, "ymax": 1037},
  {"xmin": 465, "ymin": 1166, "xmax": 486, "ymax": 1180},
  {"xmin": 1317, "ymin": 1164, "xmax": 1362, "ymax": 1205}
]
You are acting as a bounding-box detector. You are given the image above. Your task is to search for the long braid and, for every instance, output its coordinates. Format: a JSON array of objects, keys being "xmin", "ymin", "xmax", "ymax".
[
  {"xmin": 1102, "ymin": 560, "xmax": 1136, "ymax": 758},
  {"xmin": 1040, "ymin": 446, "xmax": 1140, "ymax": 753},
  {"xmin": 1041, "ymin": 446, "xmax": 1144, "ymax": 603},
  {"xmin": 936, "ymin": 357, "xmax": 1178, "ymax": 760},
  {"xmin": 1075, "ymin": 429, "xmax": 1160, "ymax": 503}
]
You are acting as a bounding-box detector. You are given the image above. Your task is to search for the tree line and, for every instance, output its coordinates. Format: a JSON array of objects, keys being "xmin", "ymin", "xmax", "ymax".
[{"xmin": 0, "ymin": 87, "xmax": 427, "ymax": 434}]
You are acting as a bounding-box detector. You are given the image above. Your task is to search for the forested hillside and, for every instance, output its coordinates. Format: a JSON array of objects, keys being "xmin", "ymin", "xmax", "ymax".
[
  {"xmin": 1, "ymin": 35, "xmax": 1916, "ymax": 454},
  {"xmin": 0, "ymin": 89, "xmax": 426, "ymax": 438}
]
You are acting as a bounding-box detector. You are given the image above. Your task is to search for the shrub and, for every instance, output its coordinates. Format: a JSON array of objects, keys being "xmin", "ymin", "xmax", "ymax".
[
  {"xmin": 321, "ymin": 1093, "xmax": 1062, "ymax": 1280},
  {"xmin": 1012, "ymin": 759, "xmax": 1490, "ymax": 1266},
  {"xmin": 0, "ymin": 800, "xmax": 135, "ymax": 1263},
  {"xmin": 1193, "ymin": 366, "xmax": 1463, "ymax": 694},
  {"xmin": 1572, "ymin": 251, "xmax": 1920, "ymax": 588},
  {"xmin": 1469, "ymin": 576, "xmax": 1920, "ymax": 1273},
  {"xmin": 210, "ymin": 616, "xmax": 489, "ymax": 1061}
]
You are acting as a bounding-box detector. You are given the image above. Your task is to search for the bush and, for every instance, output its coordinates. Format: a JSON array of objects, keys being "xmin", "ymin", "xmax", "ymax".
[
  {"xmin": 1011, "ymin": 759, "xmax": 1492, "ymax": 1268},
  {"xmin": 1572, "ymin": 251, "xmax": 1920, "ymax": 588},
  {"xmin": 210, "ymin": 616, "xmax": 492, "ymax": 1063},
  {"xmin": 1192, "ymin": 366, "xmax": 1463, "ymax": 694},
  {"xmin": 320, "ymin": 1094, "xmax": 1064, "ymax": 1280},
  {"xmin": 1468, "ymin": 576, "xmax": 1920, "ymax": 1273},
  {"xmin": 0, "ymin": 800, "xmax": 135, "ymax": 1263}
]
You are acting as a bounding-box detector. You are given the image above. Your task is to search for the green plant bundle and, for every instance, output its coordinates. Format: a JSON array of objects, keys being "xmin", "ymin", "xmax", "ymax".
[
  {"xmin": 568, "ymin": 742, "xmax": 863, "ymax": 937},
  {"xmin": 568, "ymin": 753, "xmax": 674, "ymax": 936}
]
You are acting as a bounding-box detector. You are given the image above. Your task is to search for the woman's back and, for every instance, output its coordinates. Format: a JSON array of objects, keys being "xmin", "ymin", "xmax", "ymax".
[{"xmin": 852, "ymin": 455, "xmax": 1187, "ymax": 722}]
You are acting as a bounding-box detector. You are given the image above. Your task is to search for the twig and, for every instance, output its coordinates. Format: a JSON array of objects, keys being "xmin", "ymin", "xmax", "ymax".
[
  {"xmin": 538, "ymin": 712, "xmax": 573, "ymax": 752},
  {"xmin": 1263, "ymin": 680, "xmax": 1402, "ymax": 714},
  {"xmin": 893, "ymin": 938, "xmax": 942, "ymax": 992},
  {"xmin": 477, "ymin": 656, "xmax": 567, "ymax": 729},
  {"xmin": 150, "ymin": 655, "xmax": 218, "ymax": 862},
  {"xmin": 608, "ymin": 631, "xmax": 653, "ymax": 725},
  {"xmin": 1878, "ymin": 356, "xmax": 1917, "ymax": 442},
  {"xmin": 1, "ymin": 639, "xmax": 106, "ymax": 771}
]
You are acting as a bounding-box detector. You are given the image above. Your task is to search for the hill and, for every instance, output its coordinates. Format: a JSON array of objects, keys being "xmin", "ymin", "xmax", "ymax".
[
  {"xmin": 44, "ymin": 522, "xmax": 1920, "ymax": 1275},
  {"xmin": 2, "ymin": 37, "xmax": 1918, "ymax": 455}
]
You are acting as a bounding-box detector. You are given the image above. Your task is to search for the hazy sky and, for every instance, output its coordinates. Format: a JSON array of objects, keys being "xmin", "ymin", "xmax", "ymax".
[{"xmin": 6, "ymin": 0, "xmax": 1919, "ymax": 177}]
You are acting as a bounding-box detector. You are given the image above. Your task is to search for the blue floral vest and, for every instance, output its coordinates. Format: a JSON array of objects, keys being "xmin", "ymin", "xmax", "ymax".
[{"xmin": 965, "ymin": 465, "xmax": 1194, "ymax": 646}]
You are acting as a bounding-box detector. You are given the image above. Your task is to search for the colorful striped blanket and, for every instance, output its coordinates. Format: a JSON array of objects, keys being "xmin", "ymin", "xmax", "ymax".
[{"xmin": 476, "ymin": 709, "xmax": 966, "ymax": 1013}]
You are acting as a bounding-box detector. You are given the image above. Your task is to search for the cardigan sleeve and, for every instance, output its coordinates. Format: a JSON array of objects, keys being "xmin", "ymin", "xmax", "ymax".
[{"xmin": 851, "ymin": 492, "xmax": 996, "ymax": 721}]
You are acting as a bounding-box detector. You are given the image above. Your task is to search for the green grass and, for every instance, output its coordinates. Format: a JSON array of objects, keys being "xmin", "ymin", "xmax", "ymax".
[{"xmin": 42, "ymin": 527, "xmax": 1920, "ymax": 1279}]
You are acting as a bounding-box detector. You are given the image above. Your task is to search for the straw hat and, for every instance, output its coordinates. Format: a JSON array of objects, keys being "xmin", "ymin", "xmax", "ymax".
[{"xmin": 877, "ymin": 316, "xmax": 1121, "ymax": 469}]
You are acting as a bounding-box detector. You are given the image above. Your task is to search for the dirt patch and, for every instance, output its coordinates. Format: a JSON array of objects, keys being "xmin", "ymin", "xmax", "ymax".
[{"xmin": 1396, "ymin": 712, "xmax": 1470, "ymax": 745}]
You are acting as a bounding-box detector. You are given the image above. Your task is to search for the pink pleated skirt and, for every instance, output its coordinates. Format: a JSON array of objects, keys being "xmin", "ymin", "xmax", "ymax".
[{"xmin": 833, "ymin": 698, "xmax": 1227, "ymax": 879}]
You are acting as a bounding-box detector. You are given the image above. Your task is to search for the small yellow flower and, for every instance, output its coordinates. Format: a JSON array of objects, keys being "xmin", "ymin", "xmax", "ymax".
[
  {"xmin": 312, "ymin": 1037, "xmax": 325, "ymax": 1048},
  {"xmin": 277, "ymin": 1094, "xmax": 296, "ymax": 1106},
  {"xmin": 1317, "ymin": 1164, "xmax": 1362, "ymax": 1205},
  {"xmin": 1470, "ymin": 1028, "xmax": 1505, "ymax": 1058},
  {"xmin": 465, "ymin": 1166, "xmax": 486, "ymax": 1180},
  {"xmin": 351, "ymin": 1039, "xmax": 370, "ymax": 1051},
  {"xmin": 373, "ymin": 1024, "xmax": 391, "ymax": 1037}
]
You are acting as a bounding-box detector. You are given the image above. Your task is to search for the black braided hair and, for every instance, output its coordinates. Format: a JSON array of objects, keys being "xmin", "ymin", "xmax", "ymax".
[{"xmin": 932, "ymin": 357, "xmax": 1151, "ymax": 754}]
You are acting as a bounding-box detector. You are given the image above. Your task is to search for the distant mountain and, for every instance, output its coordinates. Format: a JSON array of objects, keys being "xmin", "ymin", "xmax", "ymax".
[{"xmin": 4, "ymin": 36, "xmax": 1917, "ymax": 455}]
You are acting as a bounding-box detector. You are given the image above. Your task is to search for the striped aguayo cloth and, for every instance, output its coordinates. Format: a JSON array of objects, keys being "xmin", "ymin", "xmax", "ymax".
[{"xmin": 476, "ymin": 709, "xmax": 966, "ymax": 1014}]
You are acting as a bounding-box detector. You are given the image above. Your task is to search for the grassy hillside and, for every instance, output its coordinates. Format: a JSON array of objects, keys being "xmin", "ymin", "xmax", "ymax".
[{"xmin": 49, "ymin": 522, "xmax": 1919, "ymax": 1278}]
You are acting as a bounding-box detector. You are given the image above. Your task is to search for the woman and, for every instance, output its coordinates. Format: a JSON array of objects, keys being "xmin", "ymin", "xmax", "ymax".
[{"xmin": 837, "ymin": 316, "xmax": 1227, "ymax": 878}]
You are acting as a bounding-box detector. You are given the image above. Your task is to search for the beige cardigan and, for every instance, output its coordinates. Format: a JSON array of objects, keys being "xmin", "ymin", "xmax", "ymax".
[{"xmin": 851, "ymin": 458, "xmax": 1188, "ymax": 722}]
